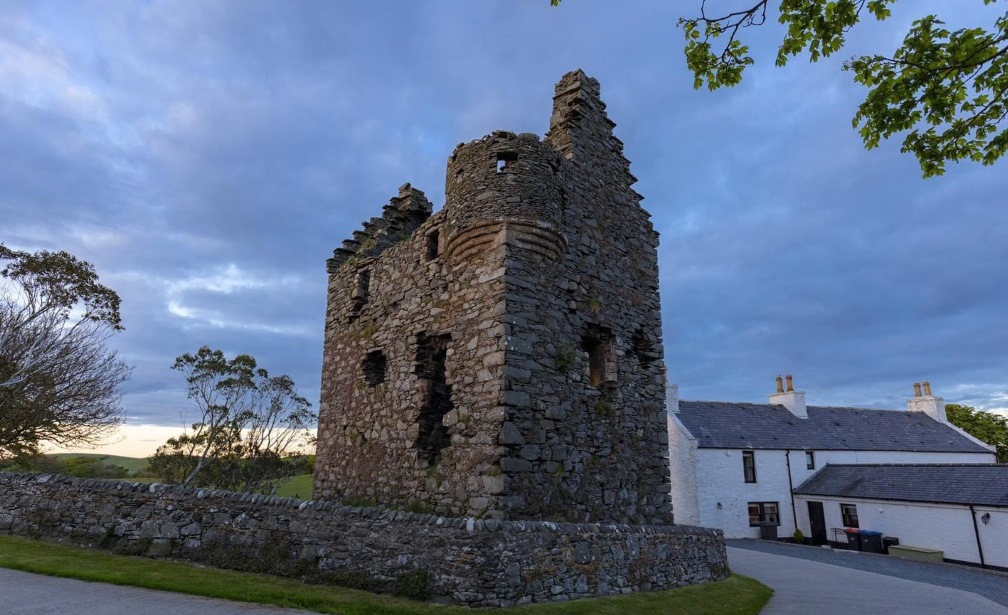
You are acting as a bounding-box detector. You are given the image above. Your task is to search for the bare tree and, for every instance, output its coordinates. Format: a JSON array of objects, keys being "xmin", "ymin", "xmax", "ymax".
[{"xmin": 0, "ymin": 245, "xmax": 129, "ymax": 458}]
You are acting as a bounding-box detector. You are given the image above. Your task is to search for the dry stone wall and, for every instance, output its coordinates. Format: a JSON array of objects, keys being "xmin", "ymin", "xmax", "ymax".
[
  {"xmin": 316, "ymin": 69, "xmax": 672, "ymax": 524},
  {"xmin": 0, "ymin": 473, "xmax": 728, "ymax": 607}
]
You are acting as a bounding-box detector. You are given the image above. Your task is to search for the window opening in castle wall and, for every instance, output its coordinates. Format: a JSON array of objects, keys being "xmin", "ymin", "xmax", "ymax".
[
  {"xmin": 581, "ymin": 325, "xmax": 613, "ymax": 387},
  {"xmin": 349, "ymin": 268, "xmax": 370, "ymax": 322},
  {"xmin": 362, "ymin": 350, "xmax": 386, "ymax": 386},
  {"xmin": 496, "ymin": 151, "xmax": 518, "ymax": 173},
  {"xmin": 415, "ymin": 333, "xmax": 453, "ymax": 463},
  {"xmin": 426, "ymin": 229, "xmax": 440, "ymax": 261}
]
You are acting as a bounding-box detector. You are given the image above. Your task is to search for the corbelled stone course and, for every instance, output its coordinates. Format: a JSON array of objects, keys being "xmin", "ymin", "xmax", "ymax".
[{"xmin": 0, "ymin": 473, "xmax": 728, "ymax": 607}]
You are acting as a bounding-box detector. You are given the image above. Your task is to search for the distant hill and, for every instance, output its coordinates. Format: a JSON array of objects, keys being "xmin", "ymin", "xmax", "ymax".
[{"xmin": 51, "ymin": 453, "xmax": 149, "ymax": 474}]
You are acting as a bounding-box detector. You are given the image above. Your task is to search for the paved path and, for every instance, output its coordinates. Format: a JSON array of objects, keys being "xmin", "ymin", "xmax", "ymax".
[
  {"xmin": 0, "ymin": 568, "xmax": 309, "ymax": 615},
  {"xmin": 729, "ymin": 541, "xmax": 1008, "ymax": 615}
]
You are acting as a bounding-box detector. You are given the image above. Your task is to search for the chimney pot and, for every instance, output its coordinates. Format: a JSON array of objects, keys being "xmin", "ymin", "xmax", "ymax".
[
  {"xmin": 907, "ymin": 383, "xmax": 946, "ymax": 422},
  {"xmin": 775, "ymin": 375, "xmax": 784, "ymax": 394},
  {"xmin": 770, "ymin": 375, "xmax": 806, "ymax": 418}
]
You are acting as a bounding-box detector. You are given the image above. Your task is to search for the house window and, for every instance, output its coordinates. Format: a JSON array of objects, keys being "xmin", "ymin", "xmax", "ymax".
[
  {"xmin": 805, "ymin": 450, "xmax": 815, "ymax": 470},
  {"xmin": 742, "ymin": 450, "xmax": 757, "ymax": 483},
  {"xmin": 748, "ymin": 502, "xmax": 780, "ymax": 526},
  {"xmin": 841, "ymin": 503, "xmax": 859, "ymax": 528}
]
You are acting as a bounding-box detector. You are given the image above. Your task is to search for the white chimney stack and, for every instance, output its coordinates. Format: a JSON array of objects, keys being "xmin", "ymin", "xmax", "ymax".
[
  {"xmin": 666, "ymin": 381, "xmax": 679, "ymax": 415},
  {"xmin": 907, "ymin": 380, "xmax": 947, "ymax": 422},
  {"xmin": 770, "ymin": 374, "xmax": 807, "ymax": 418},
  {"xmin": 665, "ymin": 366, "xmax": 681, "ymax": 413}
]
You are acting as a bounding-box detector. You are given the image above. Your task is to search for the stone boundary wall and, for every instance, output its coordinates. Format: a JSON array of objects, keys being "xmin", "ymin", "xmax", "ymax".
[{"xmin": 0, "ymin": 472, "xmax": 727, "ymax": 607}]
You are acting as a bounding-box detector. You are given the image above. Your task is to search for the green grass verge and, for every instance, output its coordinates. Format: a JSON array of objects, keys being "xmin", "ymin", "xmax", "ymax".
[
  {"xmin": 0, "ymin": 535, "xmax": 770, "ymax": 614},
  {"xmin": 274, "ymin": 473, "xmax": 314, "ymax": 499}
]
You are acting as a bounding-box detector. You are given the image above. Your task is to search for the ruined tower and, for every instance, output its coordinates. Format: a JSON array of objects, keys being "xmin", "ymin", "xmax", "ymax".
[{"xmin": 315, "ymin": 70, "xmax": 671, "ymax": 523}]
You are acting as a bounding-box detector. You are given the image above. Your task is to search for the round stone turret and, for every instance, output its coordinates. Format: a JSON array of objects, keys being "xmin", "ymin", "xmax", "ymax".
[{"xmin": 440, "ymin": 131, "xmax": 567, "ymax": 261}]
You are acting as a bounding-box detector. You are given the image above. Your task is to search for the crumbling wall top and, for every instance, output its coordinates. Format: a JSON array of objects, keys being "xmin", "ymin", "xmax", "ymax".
[
  {"xmin": 545, "ymin": 69, "xmax": 637, "ymax": 191},
  {"xmin": 327, "ymin": 183, "xmax": 433, "ymax": 273}
]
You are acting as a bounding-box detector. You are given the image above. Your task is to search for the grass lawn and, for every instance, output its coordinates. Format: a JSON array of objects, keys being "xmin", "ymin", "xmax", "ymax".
[
  {"xmin": 274, "ymin": 473, "xmax": 314, "ymax": 499},
  {"xmin": 0, "ymin": 535, "xmax": 770, "ymax": 614}
]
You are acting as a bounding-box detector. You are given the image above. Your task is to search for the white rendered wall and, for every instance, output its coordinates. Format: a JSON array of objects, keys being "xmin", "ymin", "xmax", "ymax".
[
  {"xmin": 693, "ymin": 448, "xmax": 798, "ymax": 538},
  {"xmin": 666, "ymin": 415, "xmax": 700, "ymax": 526},
  {"xmin": 794, "ymin": 495, "xmax": 1008, "ymax": 568},
  {"xmin": 692, "ymin": 448, "xmax": 996, "ymax": 539}
]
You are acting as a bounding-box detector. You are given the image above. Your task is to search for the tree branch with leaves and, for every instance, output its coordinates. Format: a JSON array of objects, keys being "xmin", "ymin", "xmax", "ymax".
[
  {"xmin": 946, "ymin": 402, "xmax": 1008, "ymax": 462},
  {"xmin": 680, "ymin": 0, "xmax": 1008, "ymax": 176},
  {"xmin": 552, "ymin": 0, "xmax": 1008, "ymax": 177}
]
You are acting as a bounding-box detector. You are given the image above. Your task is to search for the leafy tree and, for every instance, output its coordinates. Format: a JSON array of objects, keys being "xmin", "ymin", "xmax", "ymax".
[
  {"xmin": 149, "ymin": 346, "xmax": 316, "ymax": 493},
  {"xmin": 946, "ymin": 403, "xmax": 1008, "ymax": 462},
  {"xmin": 0, "ymin": 245, "xmax": 130, "ymax": 459},
  {"xmin": 552, "ymin": 1, "xmax": 1008, "ymax": 177}
]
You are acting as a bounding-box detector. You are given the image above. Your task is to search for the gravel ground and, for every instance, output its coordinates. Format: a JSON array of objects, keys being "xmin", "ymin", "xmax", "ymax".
[{"xmin": 728, "ymin": 538, "xmax": 1008, "ymax": 608}]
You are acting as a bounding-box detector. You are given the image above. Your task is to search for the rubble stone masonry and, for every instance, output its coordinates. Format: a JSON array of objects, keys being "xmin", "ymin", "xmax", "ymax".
[
  {"xmin": 315, "ymin": 70, "xmax": 671, "ymax": 524},
  {"xmin": 0, "ymin": 473, "xmax": 728, "ymax": 607}
]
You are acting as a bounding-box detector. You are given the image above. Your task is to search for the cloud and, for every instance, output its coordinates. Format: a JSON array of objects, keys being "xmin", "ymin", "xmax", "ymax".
[{"xmin": 1, "ymin": 0, "xmax": 1005, "ymax": 436}]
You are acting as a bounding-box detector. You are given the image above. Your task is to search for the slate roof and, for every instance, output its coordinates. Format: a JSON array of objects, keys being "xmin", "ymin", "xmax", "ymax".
[
  {"xmin": 675, "ymin": 401, "xmax": 992, "ymax": 453},
  {"xmin": 793, "ymin": 464, "xmax": 1008, "ymax": 507}
]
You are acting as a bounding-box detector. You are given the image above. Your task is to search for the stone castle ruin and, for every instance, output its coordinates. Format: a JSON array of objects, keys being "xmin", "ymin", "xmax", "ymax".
[
  {"xmin": 0, "ymin": 72, "xmax": 728, "ymax": 607},
  {"xmin": 315, "ymin": 70, "xmax": 672, "ymax": 524}
]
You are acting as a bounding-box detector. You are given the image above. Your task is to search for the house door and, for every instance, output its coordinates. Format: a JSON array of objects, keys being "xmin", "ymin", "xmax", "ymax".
[{"xmin": 808, "ymin": 501, "xmax": 827, "ymax": 545}]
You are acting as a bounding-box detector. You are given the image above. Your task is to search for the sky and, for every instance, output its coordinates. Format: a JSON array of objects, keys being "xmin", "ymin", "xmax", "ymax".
[{"xmin": 2, "ymin": 1, "xmax": 1006, "ymax": 457}]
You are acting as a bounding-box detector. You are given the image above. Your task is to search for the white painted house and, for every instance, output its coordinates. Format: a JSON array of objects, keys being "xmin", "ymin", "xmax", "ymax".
[
  {"xmin": 667, "ymin": 378, "xmax": 997, "ymax": 540},
  {"xmin": 793, "ymin": 464, "xmax": 1008, "ymax": 570}
]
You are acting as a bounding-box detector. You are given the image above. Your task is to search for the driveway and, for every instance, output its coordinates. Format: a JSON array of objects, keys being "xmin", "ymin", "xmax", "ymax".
[
  {"xmin": 729, "ymin": 539, "xmax": 1008, "ymax": 615},
  {"xmin": 0, "ymin": 568, "xmax": 308, "ymax": 615}
]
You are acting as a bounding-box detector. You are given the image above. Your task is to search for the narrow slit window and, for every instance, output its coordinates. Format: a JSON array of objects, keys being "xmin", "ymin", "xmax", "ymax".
[
  {"xmin": 805, "ymin": 450, "xmax": 815, "ymax": 470},
  {"xmin": 352, "ymin": 269, "xmax": 370, "ymax": 300},
  {"xmin": 580, "ymin": 325, "xmax": 613, "ymax": 387},
  {"xmin": 349, "ymin": 268, "xmax": 370, "ymax": 322},
  {"xmin": 426, "ymin": 230, "xmax": 440, "ymax": 261}
]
